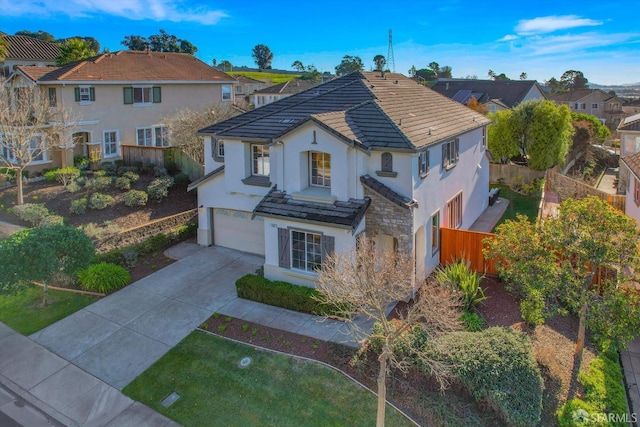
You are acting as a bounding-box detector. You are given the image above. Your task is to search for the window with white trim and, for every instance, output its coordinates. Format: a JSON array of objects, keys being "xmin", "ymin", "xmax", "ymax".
[
  {"xmin": 310, "ymin": 151, "xmax": 331, "ymax": 187},
  {"xmin": 48, "ymin": 88, "xmax": 57, "ymax": 107},
  {"xmin": 442, "ymin": 139, "xmax": 459, "ymax": 170},
  {"xmin": 136, "ymin": 126, "xmax": 168, "ymax": 147},
  {"xmin": 291, "ymin": 230, "xmax": 323, "ymax": 272},
  {"xmin": 592, "ymin": 103, "xmax": 599, "ymax": 109},
  {"xmin": 418, "ymin": 150, "xmax": 429, "ymax": 176},
  {"xmin": 251, "ymin": 144, "xmax": 269, "ymax": 176},
  {"xmin": 431, "ymin": 211, "xmax": 440, "ymax": 254},
  {"xmin": 222, "ymin": 85, "xmax": 232, "ymax": 101},
  {"xmin": 103, "ymin": 130, "xmax": 119, "ymax": 157},
  {"xmin": 133, "ymin": 86, "xmax": 153, "ymax": 104},
  {"xmin": 75, "ymin": 86, "xmax": 95, "ymax": 104},
  {"xmin": 447, "ymin": 192, "xmax": 463, "ymax": 228},
  {"xmin": 79, "ymin": 87, "xmax": 91, "ymax": 102},
  {"xmin": 217, "ymin": 140, "xmax": 224, "ymax": 157}
]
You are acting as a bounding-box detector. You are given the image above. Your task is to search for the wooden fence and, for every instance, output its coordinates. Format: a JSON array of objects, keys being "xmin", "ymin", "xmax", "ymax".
[
  {"xmin": 122, "ymin": 146, "xmax": 204, "ymax": 181},
  {"xmin": 440, "ymin": 227, "xmax": 498, "ymax": 276}
]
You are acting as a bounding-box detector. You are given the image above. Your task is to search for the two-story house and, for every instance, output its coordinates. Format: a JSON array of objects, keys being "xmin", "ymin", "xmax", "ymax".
[
  {"xmin": 430, "ymin": 79, "xmax": 547, "ymax": 113},
  {"xmin": 6, "ymin": 50, "xmax": 237, "ymax": 173},
  {"xmin": 547, "ymin": 88, "xmax": 626, "ymax": 130},
  {"xmin": 233, "ymin": 75, "xmax": 266, "ymax": 106},
  {"xmin": 0, "ymin": 33, "xmax": 60, "ymax": 77},
  {"xmin": 618, "ymin": 113, "xmax": 640, "ymax": 193},
  {"xmin": 250, "ymin": 79, "xmax": 321, "ymax": 108},
  {"xmin": 189, "ymin": 72, "xmax": 491, "ymax": 286}
]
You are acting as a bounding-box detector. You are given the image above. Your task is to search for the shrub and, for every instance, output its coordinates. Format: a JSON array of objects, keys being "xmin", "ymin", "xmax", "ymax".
[
  {"xmin": 235, "ymin": 274, "xmax": 346, "ymax": 317},
  {"xmin": 74, "ymin": 155, "xmax": 90, "ymax": 169},
  {"xmin": 80, "ymin": 221, "xmax": 121, "ymax": 239},
  {"xmin": 117, "ymin": 166, "xmax": 138, "ymax": 177},
  {"xmin": 165, "ymin": 161, "xmax": 179, "ymax": 175},
  {"xmin": 460, "ymin": 312, "xmax": 485, "ymax": 332},
  {"xmin": 436, "ymin": 260, "xmax": 487, "ymax": 313},
  {"xmin": 70, "ymin": 197, "xmax": 88, "ymax": 215},
  {"xmin": 430, "ymin": 327, "xmax": 543, "ymax": 426},
  {"xmin": 44, "ymin": 166, "xmax": 80, "ymax": 186},
  {"xmin": 114, "ymin": 159, "xmax": 124, "ymax": 169},
  {"xmin": 78, "ymin": 262, "xmax": 131, "ymax": 293},
  {"xmin": 138, "ymin": 234, "xmax": 169, "ymax": 253},
  {"xmin": 93, "ymin": 170, "xmax": 108, "ymax": 177},
  {"xmin": 124, "ymin": 190, "xmax": 148, "ymax": 207},
  {"xmin": 66, "ymin": 181, "xmax": 83, "ymax": 193},
  {"xmin": 368, "ymin": 320, "xmax": 429, "ymax": 359},
  {"xmin": 89, "ymin": 193, "xmax": 115, "ymax": 210},
  {"xmin": 557, "ymin": 353, "xmax": 627, "ymax": 427},
  {"xmin": 92, "ymin": 176, "xmax": 112, "ymax": 191},
  {"xmin": 115, "ymin": 177, "xmax": 131, "ymax": 191},
  {"xmin": 173, "ymin": 172, "xmax": 190, "ymax": 187},
  {"xmin": 11, "ymin": 203, "xmax": 51, "ymax": 226},
  {"xmin": 121, "ymin": 171, "xmax": 139, "ymax": 182},
  {"xmin": 133, "ymin": 160, "xmax": 143, "ymax": 171},
  {"xmin": 40, "ymin": 215, "xmax": 65, "ymax": 227},
  {"xmin": 101, "ymin": 162, "xmax": 116, "ymax": 175},
  {"xmin": 154, "ymin": 166, "xmax": 167, "ymax": 177},
  {"xmin": 147, "ymin": 176, "xmax": 174, "ymax": 200}
]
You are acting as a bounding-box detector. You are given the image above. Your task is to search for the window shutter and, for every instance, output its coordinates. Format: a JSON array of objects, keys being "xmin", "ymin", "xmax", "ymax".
[
  {"xmin": 322, "ymin": 235, "xmax": 335, "ymax": 265},
  {"xmin": 441, "ymin": 144, "xmax": 447, "ymax": 168},
  {"xmin": 211, "ymin": 139, "xmax": 215, "ymax": 158},
  {"xmin": 454, "ymin": 138, "xmax": 460, "ymax": 162},
  {"xmin": 153, "ymin": 86, "xmax": 161, "ymax": 103},
  {"xmin": 123, "ymin": 87, "xmax": 133, "ymax": 105},
  {"xmin": 74, "ymin": 87, "xmax": 80, "ymax": 102},
  {"xmin": 89, "ymin": 87, "xmax": 95, "ymax": 101},
  {"xmin": 278, "ymin": 228, "xmax": 290, "ymax": 268},
  {"xmin": 426, "ymin": 150, "xmax": 430, "ymax": 173},
  {"xmin": 381, "ymin": 152, "xmax": 392, "ymax": 172}
]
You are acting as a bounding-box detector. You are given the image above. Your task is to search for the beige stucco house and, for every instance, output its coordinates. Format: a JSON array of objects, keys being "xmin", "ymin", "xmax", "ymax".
[
  {"xmin": 547, "ymin": 88, "xmax": 626, "ymax": 130},
  {"xmin": 0, "ymin": 33, "xmax": 60, "ymax": 77},
  {"xmin": 6, "ymin": 50, "xmax": 237, "ymax": 173}
]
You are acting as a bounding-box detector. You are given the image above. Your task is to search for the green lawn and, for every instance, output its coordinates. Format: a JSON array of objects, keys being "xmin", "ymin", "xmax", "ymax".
[
  {"xmin": 0, "ymin": 284, "xmax": 97, "ymax": 335},
  {"xmin": 123, "ymin": 331, "xmax": 413, "ymax": 427},
  {"xmin": 230, "ymin": 71, "xmax": 301, "ymax": 85},
  {"xmin": 490, "ymin": 184, "xmax": 541, "ymax": 230}
]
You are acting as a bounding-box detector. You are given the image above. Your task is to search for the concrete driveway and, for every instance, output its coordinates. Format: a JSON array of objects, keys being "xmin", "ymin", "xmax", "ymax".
[{"xmin": 30, "ymin": 246, "xmax": 264, "ymax": 390}]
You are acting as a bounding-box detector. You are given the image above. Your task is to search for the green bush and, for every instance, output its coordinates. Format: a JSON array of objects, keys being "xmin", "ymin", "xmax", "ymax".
[
  {"xmin": 74, "ymin": 155, "xmax": 89, "ymax": 169},
  {"xmin": 121, "ymin": 171, "xmax": 139, "ymax": 181},
  {"xmin": 368, "ymin": 321, "xmax": 429, "ymax": 358},
  {"xmin": 89, "ymin": 193, "xmax": 115, "ymax": 210},
  {"xmin": 174, "ymin": 172, "xmax": 190, "ymax": 187},
  {"xmin": 11, "ymin": 203, "xmax": 51, "ymax": 226},
  {"xmin": 40, "ymin": 215, "xmax": 65, "ymax": 227},
  {"xmin": 154, "ymin": 166, "xmax": 168, "ymax": 177},
  {"xmin": 138, "ymin": 234, "xmax": 169, "ymax": 253},
  {"xmin": 101, "ymin": 162, "xmax": 116, "ymax": 175},
  {"xmin": 460, "ymin": 312, "xmax": 485, "ymax": 332},
  {"xmin": 436, "ymin": 260, "xmax": 487, "ymax": 313},
  {"xmin": 557, "ymin": 353, "xmax": 627, "ymax": 427},
  {"xmin": 147, "ymin": 176, "xmax": 174, "ymax": 200},
  {"xmin": 80, "ymin": 221, "xmax": 121, "ymax": 240},
  {"xmin": 93, "ymin": 170, "xmax": 108, "ymax": 177},
  {"xmin": 78, "ymin": 262, "xmax": 131, "ymax": 293},
  {"xmin": 92, "ymin": 176, "xmax": 112, "ymax": 191},
  {"xmin": 124, "ymin": 190, "xmax": 148, "ymax": 207},
  {"xmin": 44, "ymin": 167, "xmax": 80, "ymax": 186},
  {"xmin": 70, "ymin": 197, "xmax": 88, "ymax": 215},
  {"xmin": 115, "ymin": 177, "xmax": 131, "ymax": 191},
  {"xmin": 235, "ymin": 274, "xmax": 345, "ymax": 317},
  {"xmin": 66, "ymin": 181, "xmax": 83, "ymax": 193},
  {"xmin": 430, "ymin": 327, "xmax": 543, "ymax": 426}
]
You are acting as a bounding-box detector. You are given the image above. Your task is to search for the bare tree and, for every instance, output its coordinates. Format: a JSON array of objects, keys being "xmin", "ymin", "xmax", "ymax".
[
  {"xmin": 316, "ymin": 238, "xmax": 462, "ymax": 427},
  {"xmin": 164, "ymin": 103, "xmax": 240, "ymax": 165},
  {"xmin": 0, "ymin": 82, "xmax": 76, "ymax": 205}
]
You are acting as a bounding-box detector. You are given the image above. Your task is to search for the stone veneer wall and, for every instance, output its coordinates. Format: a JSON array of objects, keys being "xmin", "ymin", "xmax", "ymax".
[
  {"xmin": 362, "ymin": 187, "xmax": 414, "ymax": 256},
  {"xmin": 546, "ymin": 171, "xmax": 610, "ymax": 202},
  {"xmin": 95, "ymin": 209, "xmax": 197, "ymax": 253}
]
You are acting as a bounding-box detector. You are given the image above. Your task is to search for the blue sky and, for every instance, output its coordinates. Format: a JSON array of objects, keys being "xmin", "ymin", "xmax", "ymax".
[{"xmin": 1, "ymin": 0, "xmax": 638, "ymax": 85}]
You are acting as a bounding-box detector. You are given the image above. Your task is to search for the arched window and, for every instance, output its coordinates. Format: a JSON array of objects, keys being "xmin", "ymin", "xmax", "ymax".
[{"xmin": 381, "ymin": 152, "xmax": 393, "ymax": 172}]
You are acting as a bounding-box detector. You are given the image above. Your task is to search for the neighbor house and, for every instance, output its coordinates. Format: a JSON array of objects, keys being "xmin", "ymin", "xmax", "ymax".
[
  {"xmin": 620, "ymin": 152, "xmax": 640, "ymax": 225},
  {"xmin": 430, "ymin": 79, "xmax": 546, "ymax": 113},
  {"xmin": 250, "ymin": 79, "xmax": 321, "ymax": 108},
  {"xmin": 617, "ymin": 113, "xmax": 640, "ymax": 192},
  {"xmin": 5, "ymin": 50, "xmax": 237, "ymax": 173},
  {"xmin": 0, "ymin": 33, "xmax": 60, "ymax": 77},
  {"xmin": 233, "ymin": 75, "xmax": 266, "ymax": 105},
  {"xmin": 189, "ymin": 71, "xmax": 491, "ymax": 286},
  {"xmin": 547, "ymin": 88, "xmax": 626, "ymax": 130}
]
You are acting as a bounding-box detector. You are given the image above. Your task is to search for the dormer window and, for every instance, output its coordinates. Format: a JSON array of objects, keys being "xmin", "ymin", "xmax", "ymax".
[
  {"xmin": 252, "ymin": 144, "xmax": 270, "ymax": 176},
  {"xmin": 381, "ymin": 152, "xmax": 392, "ymax": 172},
  {"xmin": 310, "ymin": 152, "xmax": 331, "ymax": 188}
]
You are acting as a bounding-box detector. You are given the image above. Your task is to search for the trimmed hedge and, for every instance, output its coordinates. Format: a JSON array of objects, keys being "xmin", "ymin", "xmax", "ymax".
[
  {"xmin": 78, "ymin": 262, "xmax": 131, "ymax": 293},
  {"xmin": 235, "ymin": 274, "xmax": 345, "ymax": 317},
  {"xmin": 430, "ymin": 327, "xmax": 543, "ymax": 426}
]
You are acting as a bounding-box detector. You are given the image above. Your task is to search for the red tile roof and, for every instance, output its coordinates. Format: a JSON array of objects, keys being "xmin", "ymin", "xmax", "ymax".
[{"xmin": 622, "ymin": 152, "xmax": 640, "ymax": 180}]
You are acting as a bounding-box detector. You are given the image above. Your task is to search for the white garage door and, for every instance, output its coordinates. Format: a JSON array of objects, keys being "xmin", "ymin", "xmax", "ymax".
[{"xmin": 213, "ymin": 209, "xmax": 265, "ymax": 255}]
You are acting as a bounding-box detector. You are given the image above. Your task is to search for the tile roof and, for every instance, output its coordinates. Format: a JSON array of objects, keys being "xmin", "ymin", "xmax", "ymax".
[
  {"xmin": 360, "ymin": 174, "xmax": 417, "ymax": 208},
  {"xmin": 187, "ymin": 165, "xmax": 225, "ymax": 191},
  {"xmin": 1, "ymin": 34, "xmax": 60, "ymax": 61},
  {"xmin": 546, "ymin": 88, "xmax": 617, "ymax": 103},
  {"xmin": 18, "ymin": 50, "xmax": 236, "ymax": 83},
  {"xmin": 619, "ymin": 113, "xmax": 640, "ymax": 132},
  {"xmin": 15, "ymin": 65, "xmax": 58, "ymax": 82},
  {"xmin": 621, "ymin": 152, "xmax": 640, "ymax": 180},
  {"xmin": 430, "ymin": 79, "xmax": 545, "ymax": 108},
  {"xmin": 234, "ymin": 75, "xmax": 266, "ymax": 84},
  {"xmin": 256, "ymin": 79, "xmax": 320, "ymax": 95},
  {"xmin": 199, "ymin": 72, "xmax": 491, "ymax": 150},
  {"xmin": 253, "ymin": 187, "xmax": 370, "ymax": 231}
]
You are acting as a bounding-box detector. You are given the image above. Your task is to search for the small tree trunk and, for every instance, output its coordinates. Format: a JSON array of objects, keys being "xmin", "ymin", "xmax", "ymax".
[
  {"xmin": 16, "ymin": 169, "xmax": 24, "ymax": 205},
  {"xmin": 574, "ymin": 302, "xmax": 587, "ymax": 360},
  {"xmin": 376, "ymin": 348, "xmax": 389, "ymax": 427},
  {"xmin": 42, "ymin": 282, "xmax": 49, "ymax": 307}
]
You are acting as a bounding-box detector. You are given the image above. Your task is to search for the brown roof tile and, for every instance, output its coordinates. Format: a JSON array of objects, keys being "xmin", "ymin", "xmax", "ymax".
[
  {"xmin": 360, "ymin": 174, "xmax": 417, "ymax": 208},
  {"xmin": 622, "ymin": 152, "xmax": 640, "ymax": 179}
]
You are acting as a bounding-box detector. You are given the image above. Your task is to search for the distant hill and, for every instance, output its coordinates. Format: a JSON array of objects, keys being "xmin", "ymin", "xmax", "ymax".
[
  {"xmin": 228, "ymin": 71, "xmax": 301, "ymax": 85},
  {"xmin": 590, "ymin": 82, "xmax": 640, "ymax": 99}
]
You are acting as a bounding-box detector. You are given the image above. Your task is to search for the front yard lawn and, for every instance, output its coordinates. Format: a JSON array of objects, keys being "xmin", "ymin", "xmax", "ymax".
[
  {"xmin": 490, "ymin": 183, "xmax": 541, "ymax": 230},
  {"xmin": 0, "ymin": 284, "xmax": 97, "ymax": 335},
  {"xmin": 123, "ymin": 331, "xmax": 414, "ymax": 427}
]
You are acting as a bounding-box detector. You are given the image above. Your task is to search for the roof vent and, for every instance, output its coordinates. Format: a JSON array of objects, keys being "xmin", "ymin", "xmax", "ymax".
[
  {"xmin": 370, "ymin": 84, "xmax": 375, "ymax": 89},
  {"xmin": 398, "ymin": 118, "xmax": 402, "ymax": 126},
  {"xmin": 394, "ymin": 80, "xmax": 398, "ymax": 84},
  {"xmin": 428, "ymin": 127, "xmax": 433, "ymax": 135}
]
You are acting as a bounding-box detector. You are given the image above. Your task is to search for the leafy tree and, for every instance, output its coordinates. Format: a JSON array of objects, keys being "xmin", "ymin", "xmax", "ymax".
[
  {"xmin": 55, "ymin": 38, "xmax": 97, "ymax": 65},
  {"xmin": 486, "ymin": 197, "xmax": 640, "ymax": 380},
  {"xmin": 316, "ymin": 238, "xmax": 462, "ymax": 427},
  {"xmin": 334, "ymin": 55, "xmax": 363, "ymax": 76},
  {"xmin": 560, "ymin": 70, "xmax": 588, "ymax": 90},
  {"xmin": 15, "ymin": 30, "xmax": 55, "ymax": 42},
  {"xmin": 466, "ymin": 96, "xmax": 488, "ymax": 115},
  {"xmin": 291, "ymin": 60, "xmax": 305, "ymax": 72},
  {"xmin": 544, "ymin": 77, "xmax": 562, "ymax": 93},
  {"xmin": 252, "ymin": 44, "xmax": 273, "ymax": 69},
  {"xmin": 62, "ymin": 36, "xmax": 100, "ymax": 53},
  {"xmin": 429, "ymin": 62, "xmax": 440, "ymax": 75},
  {"xmin": 0, "ymin": 37, "xmax": 7, "ymax": 61},
  {"xmin": 571, "ymin": 112, "xmax": 610, "ymax": 142},
  {"xmin": 520, "ymin": 72, "xmax": 528, "ymax": 80},
  {"xmin": 438, "ymin": 65, "xmax": 452, "ymax": 78},
  {"xmin": 408, "ymin": 65, "xmax": 417, "ymax": 77},
  {"xmin": 488, "ymin": 70, "xmax": 509, "ymax": 80},
  {"xmin": 373, "ymin": 54, "xmax": 386, "ymax": 71},
  {"xmin": 415, "ymin": 68, "xmax": 435, "ymax": 80},
  {"xmin": 0, "ymin": 84, "xmax": 76, "ymax": 204},
  {"xmin": 487, "ymin": 99, "xmax": 573, "ymax": 170},
  {"xmin": 0, "ymin": 225, "xmax": 95, "ymax": 305},
  {"xmin": 179, "ymin": 39, "xmax": 197, "ymax": 55},
  {"xmin": 121, "ymin": 35, "xmax": 148, "ymax": 51},
  {"xmin": 488, "ymin": 69, "xmax": 496, "ymax": 79},
  {"xmin": 218, "ymin": 60, "xmax": 232, "ymax": 70}
]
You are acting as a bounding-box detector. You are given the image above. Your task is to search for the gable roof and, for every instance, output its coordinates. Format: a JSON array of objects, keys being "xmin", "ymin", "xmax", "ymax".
[
  {"xmin": 16, "ymin": 50, "xmax": 236, "ymax": 83},
  {"xmin": 618, "ymin": 113, "xmax": 640, "ymax": 132},
  {"xmin": 200, "ymin": 72, "xmax": 491, "ymax": 151},
  {"xmin": 430, "ymin": 79, "xmax": 545, "ymax": 109},
  {"xmin": 621, "ymin": 152, "xmax": 640, "ymax": 180},
  {"xmin": 255, "ymin": 79, "xmax": 320, "ymax": 95},
  {"xmin": 1, "ymin": 34, "xmax": 60, "ymax": 62},
  {"xmin": 234, "ymin": 75, "xmax": 266, "ymax": 85},
  {"xmin": 547, "ymin": 88, "xmax": 620, "ymax": 103}
]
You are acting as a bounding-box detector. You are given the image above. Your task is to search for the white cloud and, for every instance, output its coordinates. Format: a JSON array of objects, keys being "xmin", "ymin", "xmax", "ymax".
[
  {"xmin": 0, "ymin": 0, "xmax": 228, "ymax": 25},
  {"xmin": 515, "ymin": 15, "xmax": 601, "ymax": 35},
  {"xmin": 521, "ymin": 32, "xmax": 638, "ymax": 56},
  {"xmin": 498, "ymin": 34, "xmax": 519, "ymax": 42}
]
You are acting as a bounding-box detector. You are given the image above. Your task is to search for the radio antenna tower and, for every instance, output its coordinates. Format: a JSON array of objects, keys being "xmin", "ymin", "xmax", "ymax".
[{"xmin": 387, "ymin": 29, "xmax": 396, "ymax": 73}]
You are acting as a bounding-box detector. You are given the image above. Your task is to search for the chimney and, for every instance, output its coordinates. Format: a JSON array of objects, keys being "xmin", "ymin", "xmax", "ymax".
[{"xmin": 445, "ymin": 83, "xmax": 449, "ymax": 90}]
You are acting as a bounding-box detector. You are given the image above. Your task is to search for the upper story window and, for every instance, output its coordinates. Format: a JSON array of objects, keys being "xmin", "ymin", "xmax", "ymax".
[
  {"xmin": 75, "ymin": 86, "xmax": 95, "ymax": 104},
  {"xmin": 123, "ymin": 86, "xmax": 161, "ymax": 105},
  {"xmin": 418, "ymin": 150, "xmax": 429, "ymax": 177},
  {"xmin": 574, "ymin": 103, "xmax": 586, "ymax": 110},
  {"xmin": 235, "ymin": 86, "xmax": 244, "ymax": 95},
  {"xmin": 217, "ymin": 140, "xmax": 224, "ymax": 157},
  {"xmin": 381, "ymin": 152, "xmax": 393, "ymax": 172},
  {"xmin": 104, "ymin": 130, "xmax": 119, "ymax": 157},
  {"xmin": 488, "ymin": 104, "xmax": 497, "ymax": 113},
  {"xmin": 592, "ymin": 103, "xmax": 599, "ymax": 109},
  {"xmin": 48, "ymin": 88, "xmax": 57, "ymax": 107},
  {"xmin": 252, "ymin": 144, "xmax": 270, "ymax": 176},
  {"xmin": 310, "ymin": 151, "xmax": 331, "ymax": 187},
  {"xmin": 609, "ymin": 102, "xmax": 620, "ymax": 110},
  {"xmin": 442, "ymin": 139, "xmax": 459, "ymax": 170},
  {"xmin": 222, "ymin": 85, "xmax": 232, "ymax": 101},
  {"xmin": 136, "ymin": 126, "xmax": 168, "ymax": 147}
]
